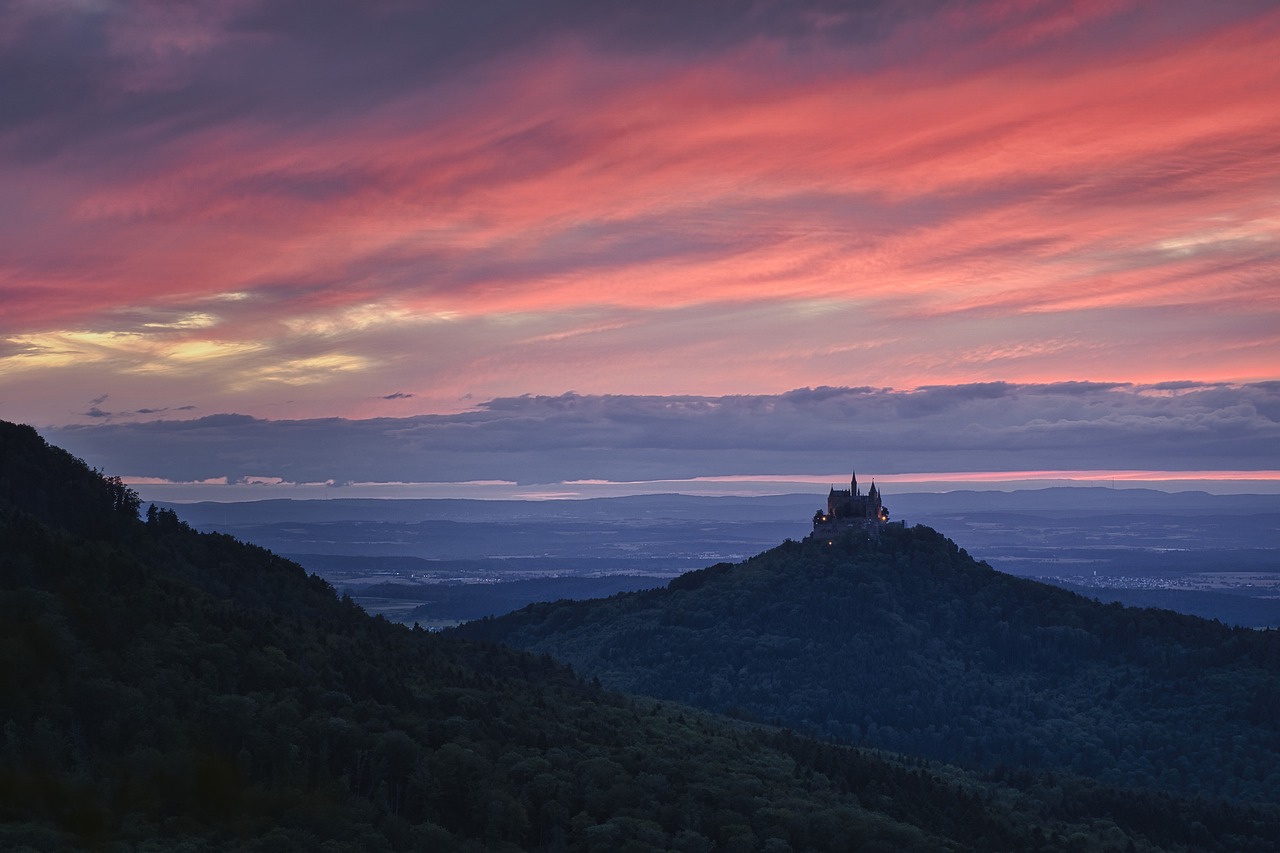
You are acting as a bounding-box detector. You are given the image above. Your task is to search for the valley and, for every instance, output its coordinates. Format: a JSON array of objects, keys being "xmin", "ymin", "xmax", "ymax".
[{"xmin": 164, "ymin": 488, "xmax": 1280, "ymax": 627}]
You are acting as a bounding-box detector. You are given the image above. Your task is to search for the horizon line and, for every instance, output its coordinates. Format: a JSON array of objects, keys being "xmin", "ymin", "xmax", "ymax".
[{"xmin": 126, "ymin": 469, "xmax": 1280, "ymax": 502}]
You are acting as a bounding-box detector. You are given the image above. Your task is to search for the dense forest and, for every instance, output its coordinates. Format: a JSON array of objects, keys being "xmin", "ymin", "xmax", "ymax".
[
  {"xmin": 459, "ymin": 524, "xmax": 1280, "ymax": 802},
  {"xmin": 4, "ymin": 418, "xmax": 1280, "ymax": 851}
]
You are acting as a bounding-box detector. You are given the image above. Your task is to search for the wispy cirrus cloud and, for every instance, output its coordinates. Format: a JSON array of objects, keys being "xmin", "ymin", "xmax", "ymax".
[{"xmin": 1, "ymin": 1, "xmax": 1277, "ymax": 427}]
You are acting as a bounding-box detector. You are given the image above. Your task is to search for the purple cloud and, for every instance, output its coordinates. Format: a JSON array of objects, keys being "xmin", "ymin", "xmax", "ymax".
[{"xmin": 40, "ymin": 382, "xmax": 1280, "ymax": 486}]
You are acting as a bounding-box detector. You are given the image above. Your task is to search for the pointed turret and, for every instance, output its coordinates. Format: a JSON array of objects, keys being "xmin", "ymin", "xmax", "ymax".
[{"xmin": 851, "ymin": 470, "xmax": 859, "ymax": 496}]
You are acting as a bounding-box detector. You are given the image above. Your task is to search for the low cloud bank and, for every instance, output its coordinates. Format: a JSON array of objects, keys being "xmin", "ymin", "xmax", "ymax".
[{"xmin": 41, "ymin": 382, "xmax": 1279, "ymax": 487}]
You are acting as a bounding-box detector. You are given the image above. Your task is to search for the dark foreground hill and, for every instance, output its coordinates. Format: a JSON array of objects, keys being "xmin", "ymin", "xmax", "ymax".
[
  {"xmin": 6, "ymin": 420, "xmax": 1280, "ymax": 851},
  {"xmin": 458, "ymin": 525, "xmax": 1280, "ymax": 803}
]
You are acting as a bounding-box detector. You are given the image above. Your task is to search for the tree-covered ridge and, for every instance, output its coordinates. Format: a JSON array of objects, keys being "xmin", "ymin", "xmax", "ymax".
[
  {"xmin": 459, "ymin": 524, "xmax": 1280, "ymax": 802},
  {"xmin": 0, "ymin": 421, "xmax": 141, "ymax": 539}
]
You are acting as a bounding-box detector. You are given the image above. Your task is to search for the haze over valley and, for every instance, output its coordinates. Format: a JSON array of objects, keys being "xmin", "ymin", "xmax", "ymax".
[{"xmin": 165, "ymin": 487, "xmax": 1280, "ymax": 629}]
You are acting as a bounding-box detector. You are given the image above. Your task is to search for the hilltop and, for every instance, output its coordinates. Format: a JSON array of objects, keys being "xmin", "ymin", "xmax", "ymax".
[{"xmin": 457, "ymin": 524, "xmax": 1280, "ymax": 802}]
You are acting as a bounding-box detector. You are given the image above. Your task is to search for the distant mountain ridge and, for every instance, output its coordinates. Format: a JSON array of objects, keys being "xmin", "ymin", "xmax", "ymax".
[
  {"xmin": 162, "ymin": 487, "xmax": 1280, "ymax": 527},
  {"xmin": 891, "ymin": 487, "xmax": 1280, "ymax": 514},
  {"xmin": 163, "ymin": 493, "xmax": 822, "ymax": 525},
  {"xmin": 457, "ymin": 524, "xmax": 1280, "ymax": 802}
]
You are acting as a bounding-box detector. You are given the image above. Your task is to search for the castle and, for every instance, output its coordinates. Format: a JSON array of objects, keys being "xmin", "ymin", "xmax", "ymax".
[{"xmin": 811, "ymin": 471, "xmax": 890, "ymax": 536}]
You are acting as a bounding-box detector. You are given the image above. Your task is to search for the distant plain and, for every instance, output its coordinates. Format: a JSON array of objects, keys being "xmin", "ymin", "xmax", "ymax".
[{"xmin": 165, "ymin": 488, "xmax": 1280, "ymax": 628}]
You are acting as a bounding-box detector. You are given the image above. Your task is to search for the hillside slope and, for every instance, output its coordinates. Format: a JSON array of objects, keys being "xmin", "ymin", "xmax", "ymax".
[
  {"xmin": 16, "ymin": 421, "xmax": 1280, "ymax": 850},
  {"xmin": 458, "ymin": 525, "xmax": 1280, "ymax": 802}
]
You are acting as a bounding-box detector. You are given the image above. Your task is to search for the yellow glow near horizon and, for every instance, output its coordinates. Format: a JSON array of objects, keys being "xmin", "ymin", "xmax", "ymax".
[{"xmin": 246, "ymin": 354, "xmax": 372, "ymax": 386}]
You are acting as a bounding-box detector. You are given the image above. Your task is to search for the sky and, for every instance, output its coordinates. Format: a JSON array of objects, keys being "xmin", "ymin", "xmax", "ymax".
[{"xmin": 2, "ymin": 0, "xmax": 1278, "ymax": 496}]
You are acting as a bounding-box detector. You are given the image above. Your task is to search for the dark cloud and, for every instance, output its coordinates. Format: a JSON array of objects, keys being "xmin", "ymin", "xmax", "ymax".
[
  {"xmin": 135, "ymin": 406, "xmax": 197, "ymax": 415},
  {"xmin": 0, "ymin": 7, "xmax": 112, "ymax": 131},
  {"xmin": 76, "ymin": 400, "xmax": 198, "ymax": 421},
  {"xmin": 0, "ymin": 0, "xmax": 1047, "ymax": 166},
  {"xmin": 41, "ymin": 382, "xmax": 1280, "ymax": 486},
  {"xmin": 227, "ymin": 0, "xmax": 931, "ymax": 78},
  {"xmin": 381, "ymin": 392, "xmax": 413, "ymax": 400}
]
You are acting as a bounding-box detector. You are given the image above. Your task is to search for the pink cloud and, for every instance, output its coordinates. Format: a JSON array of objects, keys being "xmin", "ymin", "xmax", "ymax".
[{"xmin": 1, "ymin": 1, "xmax": 1277, "ymax": 424}]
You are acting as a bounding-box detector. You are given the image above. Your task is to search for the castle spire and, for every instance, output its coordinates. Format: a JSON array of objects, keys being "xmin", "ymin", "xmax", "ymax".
[{"xmin": 851, "ymin": 470, "xmax": 858, "ymax": 496}]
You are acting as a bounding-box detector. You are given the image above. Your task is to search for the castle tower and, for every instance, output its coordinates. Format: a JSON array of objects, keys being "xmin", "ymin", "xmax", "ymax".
[{"xmin": 851, "ymin": 470, "xmax": 859, "ymax": 496}]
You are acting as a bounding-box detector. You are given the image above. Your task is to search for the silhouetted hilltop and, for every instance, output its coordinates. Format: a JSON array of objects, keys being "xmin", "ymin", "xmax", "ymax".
[
  {"xmin": 0, "ymin": 421, "xmax": 142, "ymax": 538},
  {"xmin": 5, "ymin": 419, "xmax": 1280, "ymax": 851},
  {"xmin": 458, "ymin": 524, "xmax": 1280, "ymax": 802}
]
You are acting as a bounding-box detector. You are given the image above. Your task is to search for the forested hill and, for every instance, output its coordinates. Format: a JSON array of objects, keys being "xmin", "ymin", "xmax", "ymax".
[
  {"xmin": 17, "ymin": 421, "xmax": 1280, "ymax": 850},
  {"xmin": 457, "ymin": 524, "xmax": 1280, "ymax": 803}
]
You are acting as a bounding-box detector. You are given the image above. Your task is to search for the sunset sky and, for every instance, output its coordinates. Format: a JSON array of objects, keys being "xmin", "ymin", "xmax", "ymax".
[{"xmin": 3, "ymin": 0, "xmax": 1278, "ymax": 495}]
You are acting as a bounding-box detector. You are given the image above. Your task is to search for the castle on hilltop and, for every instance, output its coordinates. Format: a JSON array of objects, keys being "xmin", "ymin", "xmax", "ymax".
[{"xmin": 812, "ymin": 471, "xmax": 891, "ymax": 537}]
